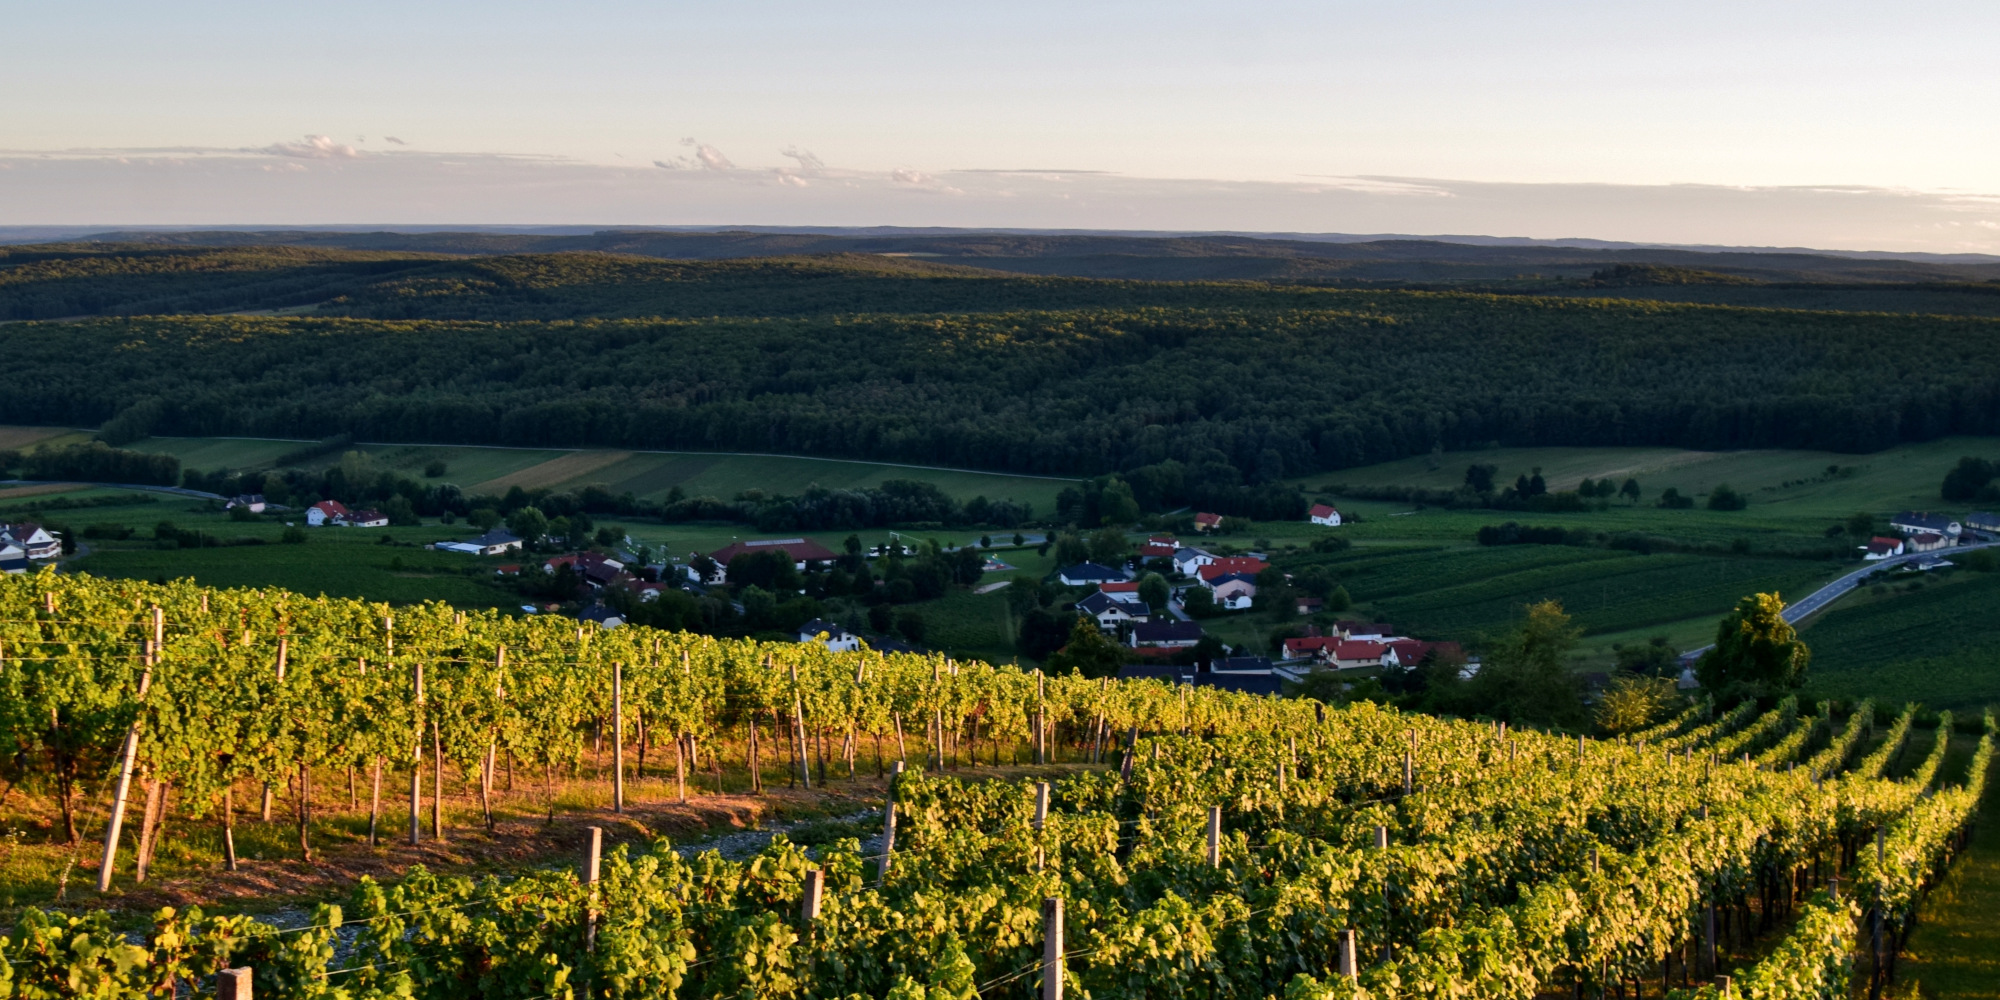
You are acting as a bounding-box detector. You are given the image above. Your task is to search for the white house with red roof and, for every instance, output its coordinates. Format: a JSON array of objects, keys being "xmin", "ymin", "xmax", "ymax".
[
  {"xmin": 1332, "ymin": 640, "xmax": 1399, "ymax": 671},
  {"xmin": 702, "ymin": 537, "xmax": 841, "ymax": 584},
  {"xmin": 1196, "ymin": 558, "xmax": 1268, "ymax": 587},
  {"xmin": 305, "ymin": 500, "xmax": 350, "ymax": 526},
  {"xmin": 1193, "ymin": 512, "xmax": 1223, "ymax": 532},
  {"xmin": 1281, "ymin": 635, "xmax": 1339, "ymax": 661},
  {"xmin": 1308, "ymin": 503, "xmax": 1343, "ymax": 527},
  {"xmin": 1097, "ymin": 580, "xmax": 1145, "ymax": 603},
  {"xmin": 1862, "ymin": 536, "xmax": 1905, "ymax": 560},
  {"xmin": 1137, "ymin": 539, "xmax": 1178, "ymax": 560}
]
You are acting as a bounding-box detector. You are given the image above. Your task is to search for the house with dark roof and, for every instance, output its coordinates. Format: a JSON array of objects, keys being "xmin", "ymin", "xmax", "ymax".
[
  {"xmin": 1171, "ymin": 547, "xmax": 1215, "ymax": 576},
  {"xmin": 1294, "ymin": 596, "xmax": 1324, "ymax": 615},
  {"xmin": 576, "ymin": 604, "xmax": 624, "ymax": 629},
  {"xmin": 1890, "ymin": 511, "xmax": 1961, "ymax": 539},
  {"xmin": 701, "ymin": 537, "xmax": 841, "ymax": 584},
  {"xmin": 0, "ymin": 524, "xmax": 60, "ymax": 561},
  {"xmin": 1128, "ymin": 621, "xmax": 1205, "ymax": 649},
  {"xmin": 1308, "ymin": 503, "xmax": 1342, "ymax": 526},
  {"xmin": 0, "ymin": 543, "xmax": 26, "ymax": 575},
  {"xmin": 1076, "ymin": 591, "xmax": 1151, "ymax": 631},
  {"xmin": 344, "ymin": 508, "xmax": 389, "ymax": 528},
  {"xmin": 1966, "ymin": 512, "xmax": 2000, "ymax": 534},
  {"xmin": 435, "ymin": 529, "xmax": 525, "ymax": 556},
  {"xmin": 1057, "ymin": 562, "xmax": 1128, "ymax": 586},
  {"xmin": 797, "ymin": 618, "xmax": 862, "ymax": 652},
  {"xmin": 1204, "ymin": 572, "xmax": 1258, "ymax": 610},
  {"xmin": 1908, "ymin": 532, "xmax": 1951, "ymax": 553},
  {"xmin": 545, "ymin": 552, "xmax": 627, "ymax": 587}
]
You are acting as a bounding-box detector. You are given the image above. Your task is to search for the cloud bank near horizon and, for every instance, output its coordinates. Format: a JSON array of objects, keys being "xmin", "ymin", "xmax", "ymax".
[{"xmin": 4, "ymin": 141, "xmax": 1998, "ymax": 254}]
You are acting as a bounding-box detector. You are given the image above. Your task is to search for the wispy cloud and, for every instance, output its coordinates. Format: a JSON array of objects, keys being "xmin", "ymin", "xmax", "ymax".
[
  {"xmin": 780, "ymin": 146, "xmax": 823, "ymax": 172},
  {"xmin": 264, "ymin": 135, "xmax": 360, "ymax": 160},
  {"xmin": 682, "ymin": 138, "xmax": 734, "ymax": 171},
  {"xmin": 382, "ymin": 136, "xmax": 407, "ymax": 146}
]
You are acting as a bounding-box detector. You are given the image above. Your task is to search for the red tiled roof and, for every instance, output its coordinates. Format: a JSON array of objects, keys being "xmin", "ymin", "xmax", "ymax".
[
  {"xmin": 709, "ymin": 537, "xmax": 840, "ymax": 566},
  {"xmin": 1282, "ymin": 636, "xmax": 1339, "ymax": 657},
  {"xmin": 1334, "ymin": 640, "xmax": 1387, "ymax": 660},
  {"xmin": 310, "ymin": 500, "xmax": 349, "ymax": 516},
  {"xmin": 1309, "ymin": 504, "xmax": 1338, "ymax": 518},
  {"xmin": 1197, "ymin": 557, "xmax": 1268, "ymax": 581},
  {"xmin": 1099, "ymin": 581, "xmax": 1141, "ymax": 593},
  {"xmin": 1194, "ymin": 512, "xmax": 1223, "ymax": 526}
]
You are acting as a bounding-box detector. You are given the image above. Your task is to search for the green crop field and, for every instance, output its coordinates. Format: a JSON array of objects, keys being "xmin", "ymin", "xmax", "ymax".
[
  {"xmin": 95, "ymin": 432, "xmax": 1074, "ymax": 512},
  {"xmin": 71, "ymin": 530, "xmax": 517, "ymax": 606},
  {"xmin": 1306, "ymin": 436, "xmax": 2000, "ymax": 525},
  {"xmin": 1795, "ymin": 570, "xmax": 2000, "ymax": 712}
]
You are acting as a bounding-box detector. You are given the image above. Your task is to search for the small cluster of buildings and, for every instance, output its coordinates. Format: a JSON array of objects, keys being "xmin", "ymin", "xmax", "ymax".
[
  {"xmin": 1862, "ymin": 510, "xmax": 1993, "ymax": 560},
  {"xmin": 1278, "ymin": 622, "xmax": 1463, "ymax": 672},
  {"xmin": 432, "ymin": 529, "xmax": 525, "ymax": 557},
  {"xmin": 1, "ymin": 523, "xmax": 60, "ymax": 574},
  {"xmin": 304, "ymin": 500, "xmax": 389, "ymax": 528},
  {"xmin": 691, "ymin": 537, "xmax": 841, "ymax": 585}
]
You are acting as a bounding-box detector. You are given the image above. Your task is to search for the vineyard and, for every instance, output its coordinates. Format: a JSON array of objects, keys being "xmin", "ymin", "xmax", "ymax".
[{"xmin": 0, "ymin": 570, "xmax": 1989, "ymax": 999}]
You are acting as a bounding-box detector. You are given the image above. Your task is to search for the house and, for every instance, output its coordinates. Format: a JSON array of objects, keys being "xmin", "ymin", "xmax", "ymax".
[
  {"xmin": 0, "ymin": 543, "xmax": 25, "ymax": 575},
  {"xmin": 305, "ymin": 500, "xmax": 349, "ymax": 526},
  {"xmin": 1171, "ymin": 547, "xmax": 1215, "ymax": 576},
  {"xmin": 1862, "ymin": 536, "xmax": 1905, "ymax": 560},
  {"xmin": 1294, "ymin": 596, "xmax": 1324, "ymax": 616},
  {"xmin": 1197, "ymin": 556, "xmax": 1268, "ymax": 582},
  {"xmin": 1057, "ymin": 562, "xmax": 1128, "ymax": 586},
  {"xmin": 466, "ymin": 529, "xmax": 523, "ymax": 556},
  {"xmin": 1128, "ymin": 621, "xmax": 1205, "ymax": 649},
  {"xmin": 1212, "ymin": 655, "xmax": 1275, "ymax": 674},
  {"xmin": 1281, "ymin": 636, "xmax": 1340, "ymax": 662},
  {"xmin": 1966, "ymin": 512, "xmax": 2000, "ymax": 535},
  {"xmin": 1098, "ymin": 581, "xmax": 1145, "ymax": 603},
  {"xmin": 1193, "ymin": 672, "xmax": 1285, "ymax": 695},
  {"xmin": 1908, "ymin": 532, "xmax": 1951, "ymax": 553},
  {"xmin": 1334, "ymin": 620, "xmax": 1397, "ymax": 640},
  {"xmin": 576, "ymin": 605, "xmax": 624, "ymax": 629},
  {"xmin": 1308, "ymin": 503, "xmax": 1343, "ymax": 527},
  {"xmin": 344, "ymin": 509, "xmax": 389, "ymax": 528},
  {"xmin": 1205, "ymin": 572, "xmax": 1257, "ymax": 610},
  {"xmin": 1384, "ymin": 639, "xmax": 1464, "ymax": 668},
  {"xmin": 545, "ymin": 552, "xmax": 628, "ymax": 587},
  {"xmin": 1137, "ymin": 540, "xmax": 1178, "ymax": 560},
  {"xmin": 1332, "ymin": 640, "xmax": 1400, "ymax": 671},
  {"xmin": 0, "ymin": 524, "xmax": 60, "ymax": 560},
  {"xmin": 797, "ymin": 618, "xmax": 862, "ymax": 653},
  {"xmin": 494, "ymin": 564, "xmax": 523, "ymax": 577},
  {"xmin": 225, "ymin": 494, "xmax": 267, "ymax": 514},
  {"xmin": 1193, "ymin": 512, "xmax": 1223, "ymax": 533},
  {"xmin": 703, "ymin": 537, "xmax": 841, "ymax": 584},
  {"xmin": 435, "ymin": 530, "xmax": 524, "ymax": 556},
  {"xmin": 1890, "ymin": 511, "xmax": 1961, "ymax": 539},
  {"xmin": 1076, "ymin": 591, "xmax": 1151, "ymax": 631}
]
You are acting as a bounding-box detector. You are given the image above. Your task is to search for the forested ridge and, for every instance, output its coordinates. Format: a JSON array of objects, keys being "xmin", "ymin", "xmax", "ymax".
[{"xmin": 6, "ymin": 275, "xmax": 2000, "ymax": 480}]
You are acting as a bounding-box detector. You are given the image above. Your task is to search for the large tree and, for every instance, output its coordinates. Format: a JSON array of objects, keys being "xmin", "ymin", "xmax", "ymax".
[
  {"xmin": 1696, "ymin": 592, "xmax": 1810, "ymax": 696},
  {"xmin": 1458, "ymin": 599, "xmax": 1586, "ymax": 728}
]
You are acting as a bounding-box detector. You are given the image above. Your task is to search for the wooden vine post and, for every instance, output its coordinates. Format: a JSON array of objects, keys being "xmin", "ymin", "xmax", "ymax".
[
  {"xmin": 217, "ymin": 967, "xmax": 253, "ymax": 1000},
  {"xmin": 790, "ymin": 659, "xmax": 812, "ymax": 789},
  {"xmin": 1206, "ymin": 805, "xmax": 1222, "ymax": 867},
  {"xmin": 584, "ymin": 826, "xmax": 602, "ymax": 953},
  {"xmin": 1041, "ymin": 896, "xmax": 1064, "ymax": 1000},
  {"xmin": 612, "ymin": 661, "xmax": 625, "ymax": 813},
  {"xmin": 97, "ymin": 605, "xmax": 161, "ymax": 893},
  {"xmin": 878, "ymin": 760, "xmax": 904, "ymax": 882}
]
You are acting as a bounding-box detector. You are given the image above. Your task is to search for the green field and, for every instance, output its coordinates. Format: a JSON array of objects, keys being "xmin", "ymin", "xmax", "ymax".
[
  {"xmin": 102, "ymin": 434, "xmax": 1073, "ymax": 512},
  {"xmin": 1793, "ymin": 570, "xmax": 2000, "ymax": 713}
]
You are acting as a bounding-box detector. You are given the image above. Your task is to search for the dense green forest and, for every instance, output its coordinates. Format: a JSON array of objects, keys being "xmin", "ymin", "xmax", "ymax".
[{"xmin": 5, "ymin": 283, "xmax": 2000, "ymax": 483}]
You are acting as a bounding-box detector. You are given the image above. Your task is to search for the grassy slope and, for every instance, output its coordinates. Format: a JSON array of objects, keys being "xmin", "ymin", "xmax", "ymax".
[{"xmin": 1889, "ymin": 735, "xmax": 2000, "ymax": 999}]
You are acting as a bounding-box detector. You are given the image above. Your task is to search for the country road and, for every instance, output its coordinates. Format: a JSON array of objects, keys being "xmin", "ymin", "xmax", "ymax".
[{"xmin": 1682, "ymin": 538, "xmax": 2000, "ymax": 660}]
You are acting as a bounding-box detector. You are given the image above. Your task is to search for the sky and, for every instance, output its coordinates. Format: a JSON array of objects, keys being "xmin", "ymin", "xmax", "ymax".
[{"xmin": 4, "ymin": 0, "xmax": 1998, "ymax": 252}]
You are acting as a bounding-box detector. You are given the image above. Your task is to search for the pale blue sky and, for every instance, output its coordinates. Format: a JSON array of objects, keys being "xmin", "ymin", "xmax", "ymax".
[{"xmin": 5, "ymin": 1, "xmax": 1998, "ymax": 249}]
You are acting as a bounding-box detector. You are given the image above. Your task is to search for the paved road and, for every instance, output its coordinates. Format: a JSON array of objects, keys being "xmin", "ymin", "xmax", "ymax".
[{"xmin": 1681, "ymin": 539, "xmax": 2000, "ymax": 660}]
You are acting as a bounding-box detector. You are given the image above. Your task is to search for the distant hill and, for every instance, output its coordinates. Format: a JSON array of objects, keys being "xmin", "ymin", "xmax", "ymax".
[{"xmin": 23, "ymin": 227, "xmax": 2000, "ymax": 284}]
